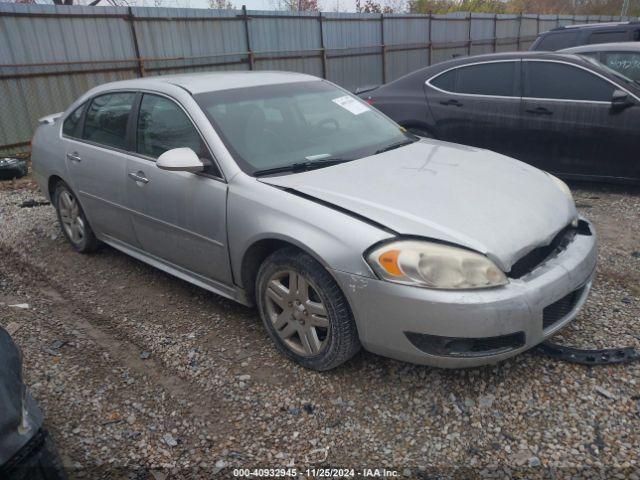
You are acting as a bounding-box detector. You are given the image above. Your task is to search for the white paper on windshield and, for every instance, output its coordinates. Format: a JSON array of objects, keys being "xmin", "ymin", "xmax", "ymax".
[{"xmin": 332, "ymin": 95, "xmax": 370, "ymax": 115}]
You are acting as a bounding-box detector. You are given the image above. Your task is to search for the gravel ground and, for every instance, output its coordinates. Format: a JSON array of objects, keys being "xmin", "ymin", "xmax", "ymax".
[{"xmin": 0, "ymin": 175, "xmax": 639, "ymax": 479}]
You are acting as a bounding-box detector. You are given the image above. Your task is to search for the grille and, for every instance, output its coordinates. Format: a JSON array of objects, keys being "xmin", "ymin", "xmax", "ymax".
[
  {"xmin": 509, "ymin": 220, "xmax": 592, "ymax": 279},
  {"xmin": 543, "ymin": 287, "xmax": 584, "ymax": 330},
  {"xmin": 405, "ymin": 331, "xmax": 526, "ymax": 358}
]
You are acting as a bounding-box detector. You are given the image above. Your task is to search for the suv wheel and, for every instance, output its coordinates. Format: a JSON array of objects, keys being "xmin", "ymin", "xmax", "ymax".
[
  {"xmin": 256, "ymin": 248, "xmax": 361, "ymax": 371},
  {"xmin": 53, "ymin": 182, "xmax": 99, "ymax": 253}
]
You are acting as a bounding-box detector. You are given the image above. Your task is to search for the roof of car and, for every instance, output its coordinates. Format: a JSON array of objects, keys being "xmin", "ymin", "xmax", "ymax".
[
  {"xmin": 94, "ymin": 71, "xmax": 319, "ymax": 95},
  {"xmin": 426, "ymin": 50, "xmax": 586, "ymax": 67},
  {"xmin": 561, "ymin": 41, "xmax": 640, "ymax": 53},
  {"xmin": 550, "ymin": 20, "xmax": 639, "ymax": 31}
]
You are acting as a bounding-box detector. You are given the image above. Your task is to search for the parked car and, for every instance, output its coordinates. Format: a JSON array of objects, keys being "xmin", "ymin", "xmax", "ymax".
[
  {"xmin": 359, "ymin": 51, "xmax": 640, "ymax": 183},
  {"xmin": 530, "ymin": 21, "xmax": 640, "ymax": 51},
  {"xmin": 561, "ymin": 42, "xmax": 640, "ymax": 81},
  {"xmin": 32, "ymin": 72, "xmax": 597, "ymax": 370},
  {"xmin": 0, "ymin": 326, "xmax": 66, "ymax": 480}
]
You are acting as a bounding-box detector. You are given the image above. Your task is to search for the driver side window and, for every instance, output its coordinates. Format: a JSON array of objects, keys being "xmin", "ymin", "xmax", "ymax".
[
  {"xmin": 524, "ymin": 61, "xmax": 615, "ymax": 102},
  {"xmin": 136, "ymin": 94, "xmax": 221, "ymax": 177}
]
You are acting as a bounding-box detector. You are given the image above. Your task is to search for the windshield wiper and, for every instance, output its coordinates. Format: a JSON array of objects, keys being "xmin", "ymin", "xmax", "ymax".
[
  {"xmin": 374, "ymin": 139, "xmax": 415, "ymax": 155},
  {"xmin": 254, "ymin": 158, "xmax": 350, "ymax": 177}
]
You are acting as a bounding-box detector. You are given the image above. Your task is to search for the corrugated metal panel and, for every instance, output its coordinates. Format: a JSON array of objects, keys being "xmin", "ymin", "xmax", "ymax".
[
  {"xmin": 384, "ymin": 14, "xmax": 430, "ymax": 81},
  {"xmin": 323, "ymin": 12, "xmax": 382, "ymax": 90},
  {"xmin": 249, "ymin": 9, "xmax": 323, "ymax": 75},
  {"xmin": 0, "ymin": 4, "xmax": 634, "ymax": 153},
  {"xmin": 133, "ymin": 7, "xmax": 247, "ymax": 72}
]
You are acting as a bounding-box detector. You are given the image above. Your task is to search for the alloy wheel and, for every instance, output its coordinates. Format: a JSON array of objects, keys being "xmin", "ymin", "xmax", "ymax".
[
  {"xmin": 264, "ymin": 270, "xmax": 330, "ymax": 357},
  {"xmin": 58, "ymin": 190, "xmax": 85, "ymax": 245}
]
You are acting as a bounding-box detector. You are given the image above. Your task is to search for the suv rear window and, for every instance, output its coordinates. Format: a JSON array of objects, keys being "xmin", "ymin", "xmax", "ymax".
[
  {"xmin": 536, "ymin": 31, "xmax": 579, "ymax": 51},
  {"xmin": 588, "ymin": 30, "xmax": 629, "ymax": 44}
]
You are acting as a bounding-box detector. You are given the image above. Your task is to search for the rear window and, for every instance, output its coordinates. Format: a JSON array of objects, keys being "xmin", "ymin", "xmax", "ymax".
[
  {"xmin": 536, "ymin": 31, "xmax": 579, "ymax": 51},
  {"xmin": 430, "ymin": 62, "xmax": 518, "ymax": 97},
  {"xmin": 588, "ymin": 30, "xmax": 629, "ymax": 44}
]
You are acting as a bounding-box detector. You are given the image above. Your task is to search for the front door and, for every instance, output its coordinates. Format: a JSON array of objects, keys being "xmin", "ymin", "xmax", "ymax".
[
  {"xmin": 521, "ymin": 59, "xmax": 640, "ymax": 181},
  {"xmin": 125, "ymin": 93, "xmax": 232, "ymax": 285},
  {"xmin": 425, "ymin": 60, "xmax": 522, "ymax": 158},
  {"xmin": 63, "ymin": 92, "xmax": 139, "ymax": 247}
]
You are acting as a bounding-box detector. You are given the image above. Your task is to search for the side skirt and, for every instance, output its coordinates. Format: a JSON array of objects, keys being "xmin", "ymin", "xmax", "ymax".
[{"xmin": 99, "ymin": 234, "xmax": 251, "ymax": 307}]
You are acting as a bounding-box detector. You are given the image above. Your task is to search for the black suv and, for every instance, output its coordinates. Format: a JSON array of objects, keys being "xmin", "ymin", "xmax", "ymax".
[{"xmin": 530, "ymin": 21, "xmax": 640, "ymax": 51}]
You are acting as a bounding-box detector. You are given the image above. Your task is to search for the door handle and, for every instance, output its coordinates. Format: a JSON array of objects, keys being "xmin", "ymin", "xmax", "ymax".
[
  {"xmin": 525, "ymin": 107, "xmax": 553, "ymax": 115},
  {"xmin": 440, "ymin": 99, "xmax": 463, "ymax": 107},
  {"xmin": 128, "ymin": 172, "xmax": 149, "ymax": 184},
  {"xmin": 66, "ymin": 152, "xmax": 82, "ymax": 163}
]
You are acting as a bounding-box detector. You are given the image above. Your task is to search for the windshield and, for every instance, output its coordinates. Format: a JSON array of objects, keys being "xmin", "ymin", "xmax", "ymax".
[
  {"xmin": 583, "ymin": 55, "xmax": 638, "ymax": 85},
  {"xmin": 195, "ymin": 81, "xmax": 411, "ymax": 175}
]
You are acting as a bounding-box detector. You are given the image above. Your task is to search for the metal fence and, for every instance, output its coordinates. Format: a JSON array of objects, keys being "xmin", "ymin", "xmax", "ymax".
[{"xmin": 0, "ymin": 3, "xmax": 634, "ymax": 154}]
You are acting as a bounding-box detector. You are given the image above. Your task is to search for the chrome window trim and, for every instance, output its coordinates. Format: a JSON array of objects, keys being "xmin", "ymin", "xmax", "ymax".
[
  {"xmin": 522, "ymin": 58, "xmax": 640, "ymax": 104},
  {"xmin": 425, "ymin": 59, "xmax": 521, "ymax": 100},
  {"xmin": 60, "ymin": 87, "xmax": 226, "ymax": 183}
]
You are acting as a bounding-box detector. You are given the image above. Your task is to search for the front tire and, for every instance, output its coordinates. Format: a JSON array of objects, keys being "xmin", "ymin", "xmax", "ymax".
[
  {"xmin": 53, "ymin": 182, "xmax": 99, "ymax": 253},
  {"xmin": 256, "ymin": 248, "xmax": 361, "ymax": 371}
]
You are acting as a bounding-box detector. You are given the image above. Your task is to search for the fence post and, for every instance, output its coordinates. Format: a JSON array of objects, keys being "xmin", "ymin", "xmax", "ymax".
[
  {"xmin": 318, "ymin": 12, "xmax": 327, "ymax": 79},
  {"xmin": 427, "ymin": 11, "xmax": 432, "ymax": 66},
  {"xmin": 380, "ymin": 13, "xmax": 387, "ymax": 84},
  {"xmin": 492, "ymin": 13, "xmax": 497, "ymax": 52},
  {"xmin": 242, "ymin": 5, "xmax": 254, "ymax": 70},
  {"xmin": 536, "ymin": 13, "xmax": 540, "ymax": 34},
  {"xmin": 516, "ymin": 12, "xmax": 522, "ymax": 51},
  {"xmin": 127, "ymin": 7, "xmax": 145, "ymax": 77},
  {"xmin": 467, "ymin": 12, "xmax": 472, "ymax": 56}
]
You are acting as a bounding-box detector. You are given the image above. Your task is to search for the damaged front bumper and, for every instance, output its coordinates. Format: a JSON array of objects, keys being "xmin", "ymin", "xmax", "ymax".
[{"xmin": 333, "ymin": 219, "xmax": 597, "ymax": 368}]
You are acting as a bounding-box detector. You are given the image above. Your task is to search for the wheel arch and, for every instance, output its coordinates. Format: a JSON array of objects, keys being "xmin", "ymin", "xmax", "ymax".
[
  {"xmin": 239, "ymin": 235, "xmax": 340, "ymax": 307},
  {"xmin": 48, "ymin": 174, "xmax": 66, "ymax": 199}
]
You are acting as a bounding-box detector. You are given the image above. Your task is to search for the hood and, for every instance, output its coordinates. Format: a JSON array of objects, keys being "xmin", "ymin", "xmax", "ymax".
[{"xmin": 260, "ymin": 140, "xmax": 577, "ymax": 272}]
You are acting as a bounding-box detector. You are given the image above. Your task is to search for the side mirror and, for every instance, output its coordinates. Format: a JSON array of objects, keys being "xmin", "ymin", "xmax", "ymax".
[
  {"xmin": 611, "ymin": 89, "xmax": 633, "ymax": 111},
  {"xmin": 156, "ymin": 148, "xmax": 204, "ymax": 173}
]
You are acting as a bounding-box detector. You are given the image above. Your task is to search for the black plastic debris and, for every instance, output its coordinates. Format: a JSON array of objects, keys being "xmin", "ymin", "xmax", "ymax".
[
  {"xmin": 19, "ymin": 199, "xmax": 49, "ymax": 208},
  {"xmin": 536, "ymin": 341, "xmax": 640, "ymax": 366},
  {"xmin": 0, "ymin": 158, "xmax": 28, "ymax": 181}
]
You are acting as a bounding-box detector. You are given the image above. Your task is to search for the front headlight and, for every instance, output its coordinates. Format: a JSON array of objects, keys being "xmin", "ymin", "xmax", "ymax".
[
  {"xmin": 367, "ymin": 240, "xmax": 508, "ymax": 289},
  {"xmin": 546, "ymin": 173, "xmax": 573, "ymax": 202}
]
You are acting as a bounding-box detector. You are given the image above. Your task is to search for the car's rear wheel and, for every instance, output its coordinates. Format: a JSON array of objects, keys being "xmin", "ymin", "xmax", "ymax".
[
  {"xmin": 53, "ymin": 182, "xmax": 98, "ymax": 253},
  {"xmin": 256, "ymin": 248, "xmax": 360, "ymax": 371}
]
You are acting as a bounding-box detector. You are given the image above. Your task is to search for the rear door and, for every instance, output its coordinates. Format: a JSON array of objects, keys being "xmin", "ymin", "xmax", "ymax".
[
  {"xmin": 425, "ymin": 60, "xmax": 522, "ymax": 158},
  {"xmin": 62, "ymin": 92, "xmax": 139, "ymax": 247},
  {"xmin": 125, "ymin": 93, "xmax": 232, "ymax": 285},
  {"xmin": 521, "ymin": 59, "xmax": 640, "ymax": 180}
]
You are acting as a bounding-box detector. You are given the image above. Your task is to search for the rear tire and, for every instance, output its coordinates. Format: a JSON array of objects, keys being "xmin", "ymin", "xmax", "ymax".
[
  {"xmin": 256, "ymin": 247, "xmax": 361, "ymax": 371},
  {"xmin": 53, "ymin": 182, "xmax": 99, "ymax": 253}
]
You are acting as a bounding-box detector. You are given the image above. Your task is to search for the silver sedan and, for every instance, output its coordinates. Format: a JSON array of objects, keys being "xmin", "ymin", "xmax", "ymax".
[{"xmin": 31, "ymin": 71, "xmax": 597, "ymax": 370}]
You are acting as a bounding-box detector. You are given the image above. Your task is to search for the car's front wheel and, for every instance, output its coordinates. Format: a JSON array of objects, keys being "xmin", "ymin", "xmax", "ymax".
[
  {"xmin": 53, "ymin": 182, "xmax": 99, "ymax": 253},
  {"xmin": 256, "ymin": 248, "xmax": 361, "ymax": 371}
]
